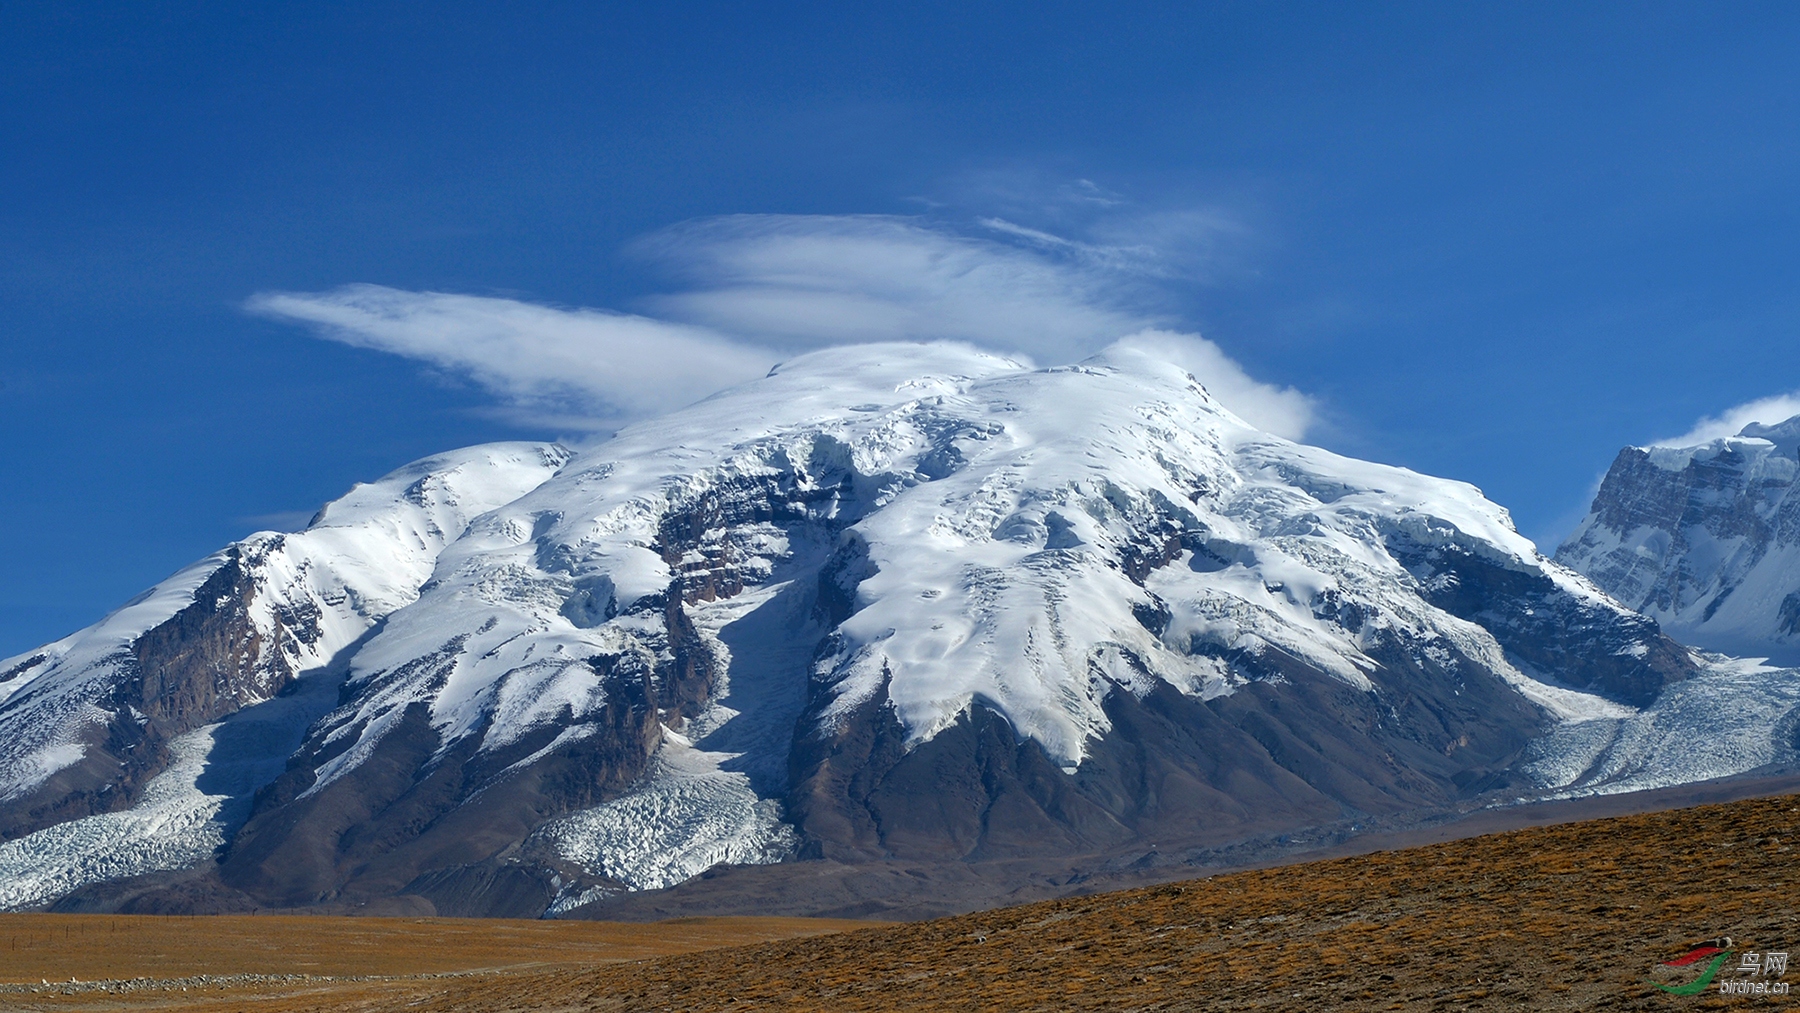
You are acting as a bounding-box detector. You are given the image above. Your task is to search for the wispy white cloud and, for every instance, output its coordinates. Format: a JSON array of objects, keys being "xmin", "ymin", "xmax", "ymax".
[
  {"xmin": 975, "ymin": 216, "xmax": 1082, "ymax": 250},
  {"xmin": 1064, "ymin": 178, "xmax": 1126, "ymax": 208},
  {"xmin": 1654, "ymin": 391, "xmax": 1800, "ymax": 447},
  {"xmin": 249, "ymin": 203, "xmax": 1310, "ymax": 440},
  {"xmin": 1107, "ymin": 329, "xmax": 1314, "ymax": 440},
  {"xmin": 939, "ymin": 169, "xmax": 1250, "ymax": 282},
  {"xmin": 247, "ymin": 284, "xmax": 777, "ymax": 428},
  {"xmin": 635, "ymin": 214, "xmax": 1156, "ymax": 362}
]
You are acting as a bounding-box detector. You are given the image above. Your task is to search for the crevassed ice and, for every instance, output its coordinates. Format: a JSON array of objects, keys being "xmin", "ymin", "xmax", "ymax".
[
  {"xmin": 1521, "ymin": 658, "xmax": 1800, "ymax": 798},
  {"xmin": 0, "ymin": 725, "xmax": 233, "ymax": 911},
  {"xmin": 531, "ymin": 735, "xmax": 797, "ymax": 892}
]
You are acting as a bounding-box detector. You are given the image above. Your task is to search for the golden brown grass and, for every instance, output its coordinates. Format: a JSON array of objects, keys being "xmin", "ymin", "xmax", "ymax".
[{"xmin": 0, "ymin": 915, "xmax": 874, "ymax": 1010}]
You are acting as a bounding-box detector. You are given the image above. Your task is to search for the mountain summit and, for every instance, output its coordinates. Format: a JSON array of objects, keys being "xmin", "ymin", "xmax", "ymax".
[
  {"xmin": 1558, "ymin": 415, "xmax": 1800, "ymax": 665},
  {"xmin": 0, "ymin": 343, "xmax": 1754, "ymax": 917}
]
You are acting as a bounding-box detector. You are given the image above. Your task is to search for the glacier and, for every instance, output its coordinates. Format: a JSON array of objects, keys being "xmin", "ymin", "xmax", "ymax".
[{"xmin": 1521, "ymin": 655, "xmax": 1800, "ymax": 798}]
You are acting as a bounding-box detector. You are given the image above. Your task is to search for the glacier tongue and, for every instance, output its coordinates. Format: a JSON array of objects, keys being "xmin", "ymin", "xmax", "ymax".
[
  {"xmin": 531, "ymin": 730, "xmax": 798, "ymax": 893},
  {"xmin": 1521, "ymin": 656, "xmax": 1800, "ymax": 798},
  {"xmin": 0, "ymin": 722, "xmax": 231, "ymax": 911},
  {"xmin": 0, "ymin": 660, "xmax": 347, "ymax": 911},
  {"xmin": 535, "ymin": 558, "xmax": 829, "ymax": 891}
]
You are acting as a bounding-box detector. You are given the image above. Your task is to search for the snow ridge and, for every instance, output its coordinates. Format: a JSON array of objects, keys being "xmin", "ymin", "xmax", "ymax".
[{"xmin": 0, "ymin": 442, "xmax": 568, "ymax": 847}]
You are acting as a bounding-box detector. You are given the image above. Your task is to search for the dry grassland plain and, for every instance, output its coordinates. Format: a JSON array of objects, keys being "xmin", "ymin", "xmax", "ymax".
[{"xmin": 1, "ymin": 792, "xmax": 1797, "ymax": 1011}]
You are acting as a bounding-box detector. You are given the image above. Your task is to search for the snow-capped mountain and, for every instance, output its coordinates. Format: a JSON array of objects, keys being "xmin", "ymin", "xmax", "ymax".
[
  {"xmin": 1, "ymin": 343, "xmax": 1767, "ymax": 917},
  {"xmin": 1557, "ymin": 416, "xmax": 1800, "ymax": 665}
]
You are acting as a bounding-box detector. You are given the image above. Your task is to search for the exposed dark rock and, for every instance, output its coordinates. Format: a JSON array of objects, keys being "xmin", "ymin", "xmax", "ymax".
[
  {"xmin": 0, "ymin": 655, "xmax": 45, "ymax": 684},
  {"xmin": 783, "ymin": 629, "xmax": 1546, "ymax": 869},
  {"xmin": 216, "ymin": 578, "xmax": 722, "ymax": 911},
  {"xmin": 1392, "ymin": 537, "xmax": 1696, "ymax": 707},
  {"xmin": 129, "ymin": 546, "xmax": 297, "ymax": 730},
  {"xmin": 1781, "ymin": 591, "xmax": 1800, "ymax": 638},
  {"xmin": 0, "ymin": 547, "xmax": 302, "ymax": 843}
]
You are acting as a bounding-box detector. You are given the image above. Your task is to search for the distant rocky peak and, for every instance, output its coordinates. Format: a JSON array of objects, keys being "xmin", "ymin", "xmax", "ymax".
[{"xmin": 1557, "ymin": 417, "xmax": 1800, "ymax": 664}]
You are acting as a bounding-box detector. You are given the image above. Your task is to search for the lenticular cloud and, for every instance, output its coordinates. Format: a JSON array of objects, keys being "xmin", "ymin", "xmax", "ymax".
[
  {"xmin": 247, "ymin": 285, "xmax": 778, "ymax": 428},
  {"xmin": 249, "ymin": 215, "xmax": 1313, "ymax": 440},
  {"xmin": 634, "ymin": 214, "xmax": 1153, "ymax": 361}
]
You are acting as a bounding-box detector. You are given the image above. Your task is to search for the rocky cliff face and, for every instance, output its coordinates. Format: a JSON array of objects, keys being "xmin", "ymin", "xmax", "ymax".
[
  {"xmin": 1557, "ymin": 416, "xmax": 1800, "ymax": 664},
  {"xmin": 0, "ymin": 344, "xmax": 1740, "ymax": 917}
]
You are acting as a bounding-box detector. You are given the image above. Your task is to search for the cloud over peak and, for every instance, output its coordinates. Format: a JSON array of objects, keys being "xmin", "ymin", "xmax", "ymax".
[
  {"xmin": 1106, "ymin": 329, "xmax": 1314, "ymax": 441},
  {"xmin": 635, "ymin": 214, "xmax": 1156, "ymax": 361},
  {"xmin": 249, "ymin": 211, "xmax": 1312, "ymax": 440},
  {"xmin": 1654, "ymin": 391, "xmax": 1800, "ymax": 447}
]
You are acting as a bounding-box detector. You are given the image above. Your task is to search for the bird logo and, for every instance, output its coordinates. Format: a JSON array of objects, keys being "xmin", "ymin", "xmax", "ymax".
[{"xmin": 1648, "ymin": 938, "xmax": 1734, "ymax": 996}]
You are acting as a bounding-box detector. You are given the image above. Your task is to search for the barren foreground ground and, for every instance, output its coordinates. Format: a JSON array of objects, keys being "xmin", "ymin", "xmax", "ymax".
[{"xmin": 4, "ymin": 793, "xmax": 1798, "ymax": 1010}]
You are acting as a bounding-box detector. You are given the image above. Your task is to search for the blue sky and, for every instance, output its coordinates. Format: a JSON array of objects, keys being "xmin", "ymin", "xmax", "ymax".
[{"xmin": 5, "ymin": 2, "xmax": 1800, "ymax": 656}]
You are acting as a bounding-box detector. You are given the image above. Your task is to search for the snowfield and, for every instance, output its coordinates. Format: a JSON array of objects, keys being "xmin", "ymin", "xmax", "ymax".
[{"xmin": 315, "ymin": 342, "xmax": 1634, "ymax": 781}]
